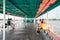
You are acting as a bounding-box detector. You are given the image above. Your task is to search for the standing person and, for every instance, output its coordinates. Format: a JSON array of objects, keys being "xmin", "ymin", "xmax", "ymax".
[
  {"xmin": 36, "ymin": 26, "xmax": 40, "ymax": 35},
  {"xmin": 36, "ymin": 19, "xmax": 41, "ymax": 28},
  {"xmin": 7, "ymin": 18, "xmax": 15, "ymax": 30},
  {"xmin": 36, "ymin": 19, "xmax": 41, "ymax": 35},
  {"xmin": 7, "ymin": 18, "xmax": 11, "ymax": 29}
]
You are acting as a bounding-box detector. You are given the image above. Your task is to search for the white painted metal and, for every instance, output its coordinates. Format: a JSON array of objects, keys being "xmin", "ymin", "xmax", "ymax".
[{"xmin": 3, "ymin": 0, "xmax": 5, "ymax": 40}]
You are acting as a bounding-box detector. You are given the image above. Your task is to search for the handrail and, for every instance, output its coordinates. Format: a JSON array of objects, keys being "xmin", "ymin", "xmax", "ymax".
[
  {"xmin": 47, "ymin": 29, "xmax": 60, "ymax": 40},
  {"xmin": 47, "ymin": 25, "xmax": 60, "ymax": 40}
]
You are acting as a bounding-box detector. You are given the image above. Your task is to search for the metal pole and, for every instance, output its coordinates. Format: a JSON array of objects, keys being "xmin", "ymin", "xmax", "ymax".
[
  {"xmin": 3, "ymin": 0, "xmax": 5, "ymax": 40},
  {"xmin": 24, "ymin": 15, "xmax": 27, "ymax": 28},
  {"xmin": 14, "ymin": 16, "xmax": 15, "ymax": 21},
  {"xmin": 56, "ymin": 8, "xmax": 58, "ymax": 19},
  {"xmin": 26, "ymin": 16, "xmax": 27, "ymax": 25},
  {"xmin": 47, "ymin": 11, "xmax": 48, "ymax": 21}
]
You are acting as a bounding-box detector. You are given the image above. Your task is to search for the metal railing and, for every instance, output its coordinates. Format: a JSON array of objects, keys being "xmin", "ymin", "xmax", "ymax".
[{"xmin": 50, "ymin": 25, "xmax": 60, "ymax": 37}]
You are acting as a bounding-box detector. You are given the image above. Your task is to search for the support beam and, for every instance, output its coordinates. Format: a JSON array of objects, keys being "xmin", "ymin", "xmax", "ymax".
[
  {"xmin": 35, "ymin": 0, "xmax": 50, "ymax": 18},
  {"xmin": 3, "ymin": 0, "xmax": 5, "ymax": 40},
  {"xmin": 38, "ymin": 0, "xmax": 60, "ymax": 17},
  {"xmin": 36, "ymin": 0, "xmax": 56, "ymax": 18},
  {"xmin": 8, "ymin": 0, "xmax": 30, "ymax": 17}
]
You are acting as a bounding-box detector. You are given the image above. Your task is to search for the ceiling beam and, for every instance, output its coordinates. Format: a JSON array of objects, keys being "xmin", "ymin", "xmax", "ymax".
[
  {"xmin": 8, "ymin": 0, "xmax": 31, "ymax": 17},
  {"xmin": 35, "ymin": 0, "xmax": 50, "ymax": 18},
  {"xmin": 35, "ymin": 0, "xmax": 56, "ymax": 18},
  {"xmin": 38, "ymin": 0, "xmax": 60, "ymax": 17}
]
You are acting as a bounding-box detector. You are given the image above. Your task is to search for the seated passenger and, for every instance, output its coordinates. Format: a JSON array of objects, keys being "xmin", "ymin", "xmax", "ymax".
[
  {"xmin": 36, "ymin": 26, "xmax": 40, "ymax": 35},
  {"xmin": 39, "ymin": 20, "xmax": 50, "ymax": 32}
]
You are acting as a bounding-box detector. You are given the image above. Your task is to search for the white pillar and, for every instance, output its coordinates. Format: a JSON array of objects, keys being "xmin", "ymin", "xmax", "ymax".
[
  {"xmin": 47, "ymin": 11, "xmax": 48, "ymax": 21},
  {"xmin": 24, "ymin": 16, "xmax": 27, "ymax": 26},
  {"xmin": 3, "ymin": 0, "xmax": 5, "ymax": 40},
  {"xmin": 14, "ymin": 16, "xmax": 15, "ymax": 21}
]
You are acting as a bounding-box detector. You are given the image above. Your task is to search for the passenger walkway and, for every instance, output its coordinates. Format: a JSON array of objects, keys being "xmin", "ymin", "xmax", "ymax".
[{"xmin": 0, "ymin": 23, "xmax": 53, "ymax": 40}]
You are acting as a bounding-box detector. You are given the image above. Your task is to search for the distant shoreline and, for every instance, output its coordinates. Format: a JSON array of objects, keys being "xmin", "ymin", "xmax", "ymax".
[{"xmin": 0, "ymin": 19, "xmax": 60, "ymax": 21}]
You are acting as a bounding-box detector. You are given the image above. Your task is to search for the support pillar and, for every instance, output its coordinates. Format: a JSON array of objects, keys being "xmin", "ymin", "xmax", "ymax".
[
  {"xmin": 24, "ymin": 16, "xmax": 27, "ymax": 28},
  {"xmin": 3, "ymin": 0, "xmax": 5, "ymax": 40}
]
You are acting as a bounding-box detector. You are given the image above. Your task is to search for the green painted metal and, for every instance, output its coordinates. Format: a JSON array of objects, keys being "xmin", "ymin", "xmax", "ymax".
[
  {"xmin": 0, "ymin": 0, "xmax": 3, "ymax": 13},
  {"xmin": 6, "ymin": 0, "xmax": 27, "ymax": 17},
  {"xmin": 8, "ymin": 0, "xmax": 42, "ymax": 18},
  {"xmin": 0, "ymin": 0, "xmax": 60, "ymax": 18},
  {"xmin": 27, "ymin": 19, "xmax": 34, "ymax": 23}
]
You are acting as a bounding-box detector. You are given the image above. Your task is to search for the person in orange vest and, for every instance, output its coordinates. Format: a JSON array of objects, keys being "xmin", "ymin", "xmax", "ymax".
[{"xmin": 39, "ymin": 19, "xmax": 50, "ymax": 32}]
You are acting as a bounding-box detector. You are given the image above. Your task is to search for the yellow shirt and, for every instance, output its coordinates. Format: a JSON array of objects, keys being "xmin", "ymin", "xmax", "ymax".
[{"xmin": 39, "ymin": 23, "xmax": 50, "ymax": 31}]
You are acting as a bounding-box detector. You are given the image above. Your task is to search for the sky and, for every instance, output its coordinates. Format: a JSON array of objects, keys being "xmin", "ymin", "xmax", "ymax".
[{"xmin": 0, "ymin": 5, "xmax": 60, "ymax": 19}]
